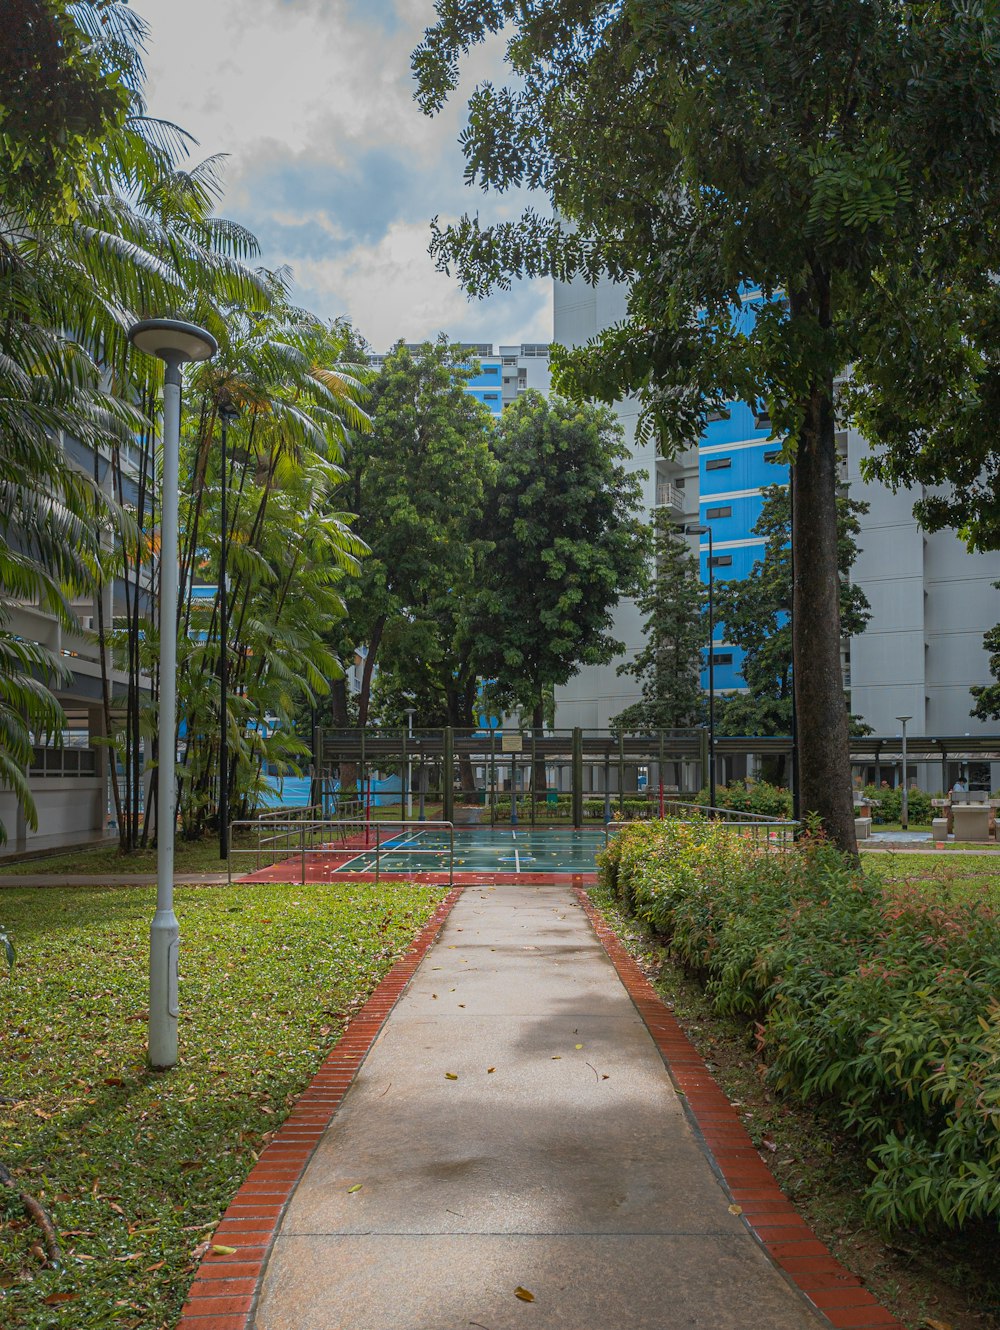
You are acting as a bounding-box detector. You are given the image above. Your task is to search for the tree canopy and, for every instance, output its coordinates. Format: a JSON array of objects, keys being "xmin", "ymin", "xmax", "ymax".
[
  {"xmin": 611, "ymin": 513, "xmax": 705, "ymax": 735},
  {"xmin": 413, "ymin": 0, "xmax": 1000, "ymax": 853},
  {"xmin": 345, "ymin": 340, "xmax": 495, "ymax": 727},
  {"xmin": 474, "ymin": 390, "xmax": 646, "ymax": 728}
]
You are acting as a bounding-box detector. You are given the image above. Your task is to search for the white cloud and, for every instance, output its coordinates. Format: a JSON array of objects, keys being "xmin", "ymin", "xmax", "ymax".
[
  {"xmin": 293, "ymin": 220, "xmax": 551, "ymax": 348},
  {"xmin": 130, "ymin": 0, "xmax": 549, "ymax": 345}
]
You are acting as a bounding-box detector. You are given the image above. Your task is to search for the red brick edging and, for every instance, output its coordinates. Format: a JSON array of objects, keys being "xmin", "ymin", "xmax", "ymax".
[
  {"xmin": 175, "ymin": 886, "xmax": 464, "ymax": 1330},
  {"xmin": 574, "ymin": 887, "xmax": 905, "ymax": 1330}
]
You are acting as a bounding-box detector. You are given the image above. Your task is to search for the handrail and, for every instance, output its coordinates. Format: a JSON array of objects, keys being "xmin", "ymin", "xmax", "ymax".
[
  {"xmin": 604, "ymin": 815, "xmax": 799, "ymax": 847},
  {"xmin": 662, "ymin": 800, "xmax": 795, "ymax": 824},
  {"xmin": 227, "ymin": 818, "xmax": 455, "ymax": 886},
  {"xmin": 254, "ymin": 803, "xmax": 323, "ymax": 823}
]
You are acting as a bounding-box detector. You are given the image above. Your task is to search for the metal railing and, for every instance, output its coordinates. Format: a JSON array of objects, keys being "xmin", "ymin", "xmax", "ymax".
[
  {"xmin": 255, "ymin": 803, "xmax": 323, "ymax": 824},
  {"xmin": 604, "ymin": 805, "xmax": 799, "ymax": 847},
  {"xmin": 228, "ymin": 818, "xmax": 455, "ymax": 886}
]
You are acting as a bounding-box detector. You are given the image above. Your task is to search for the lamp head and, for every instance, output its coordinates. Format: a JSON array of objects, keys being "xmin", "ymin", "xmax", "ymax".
[{"xmin": 128, "ymin": 318, "xmax": 217, "ymax": 363}]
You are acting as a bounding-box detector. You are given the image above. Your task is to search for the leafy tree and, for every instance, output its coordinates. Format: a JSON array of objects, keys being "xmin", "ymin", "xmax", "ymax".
[
  {"xmin": 1, "ymin": 0, "xmax": 275, "ymax": 846},
  {"xmin": 413, "ymin": 0, "xmax": 1000, "ymax": 854},
  {"xmin": 611, "ymin": 513, "xmax": 705, "ymax": 734},
  {"xmin": 714, "ymin": 486, "xmax": 872, "ymax": 780},
  {"xmin": 345, "ymin": 339, "xmax": 495, "ymax": 726},
  {"xmin": 970, "ymin": 587, "xmax": 1000, "ymax": 723},
  {"xmin": 0, "ymin": 0, "xmax": 130, "ymax": 215},
  {"xmin": 475, "ymin": 391, "xmax": 646, "ymax": 754}
]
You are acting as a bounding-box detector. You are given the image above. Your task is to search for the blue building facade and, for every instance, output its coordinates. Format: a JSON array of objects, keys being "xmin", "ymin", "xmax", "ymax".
[{"xmin": 464, "ymin": 355, "xmax": 505, "ymax": 417}]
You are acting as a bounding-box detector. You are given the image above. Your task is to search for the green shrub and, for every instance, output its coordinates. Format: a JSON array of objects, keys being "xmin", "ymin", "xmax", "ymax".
[
  {"xmin": 860, "ymin": 783, "xmax": 933, "ymax": 825},
  {"xmin": 601, "ymin": 818, "xmax": 1000, "ymax": 1232},
  {"xmin": 693, "ymin": 779, "xmax": 794, "ymax": 819}
]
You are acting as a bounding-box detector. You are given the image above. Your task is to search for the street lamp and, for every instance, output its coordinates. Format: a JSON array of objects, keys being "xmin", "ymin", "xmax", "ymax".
[
  {"xmin": 129, "ymin": 318, "xmax": 217, "ymax": 1070},
  {"xmin": 684, "ymin": 523, "xmax": 716, "ymax": 810},
  {"xmin": 404, "ymin": 707, "xmax": 416, "ymax": 820},
  {"xmin": 896, "ymin": 715, "xmax": 912, "ymax": 831},
  {"xmin": 218, "ymin": 403, "xmax": 238, "ymax": 860}
]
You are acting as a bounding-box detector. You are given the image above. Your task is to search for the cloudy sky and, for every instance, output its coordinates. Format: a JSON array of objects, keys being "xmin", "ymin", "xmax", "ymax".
[{"xmin": 129, "ymin": 0, "xmax": 551, "ymax": 353}]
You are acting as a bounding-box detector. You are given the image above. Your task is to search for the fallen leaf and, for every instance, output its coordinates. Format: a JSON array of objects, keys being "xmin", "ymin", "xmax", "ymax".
[
  {"xmin": 574, "ymin": 1044, "xmax": 583, "ymax": 1050},
  {"xmin": 514, "ymin": 1287, "xmax": 535, "ymax": 1302},
  {"xmin": 43, "ymin": 1293, "xmax": 77, "ymax": 1305},
  {"xmin": 761, "ymin": 1136, "xmax": 777, "ymax": 1153},
  {"xmin": 728, "ymin": 1204, "xmax": 743, "ymax": 1216},
  {"xmin": 487, "ymin": 1067, "xmax": 496, "ymax": 1074},
  {"xmin": 144, "ymin": 1262, "xmax": 165, "ymax": 1272},
  {"xmin": 445, "ymin": 1072, "xmax": 458, "ymax": 1080},
  {"xmin": 923, "ymin": 1321, "xmax": 953, "ymax": 1330},
  {"xmin": 211, "ymin": 1244, "xmax": 238, "ymax": 1255},
  {"xmin": 551, "ymin": 1056, "xmax": 561, "ymax": 1060},
  {"xmin": 347, "ymin": 1184, "xmax": 362, "ymax": 1194}
]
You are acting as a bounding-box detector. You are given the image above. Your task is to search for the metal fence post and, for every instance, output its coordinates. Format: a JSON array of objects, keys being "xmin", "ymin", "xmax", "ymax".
[
  {"xmin": 443, "ymin": 726, "xmax": 454, "ymax": 825},
  {"xmin": 699, "ymin": 727, "xmax": 710, "ymax": 805},
  {"xmin": 572, "ymin": 728, "xmax": 584, "ymax": 829},
  {"xmin": 301, "ymin": 822, "xmax": 306, "ymax": 885}
]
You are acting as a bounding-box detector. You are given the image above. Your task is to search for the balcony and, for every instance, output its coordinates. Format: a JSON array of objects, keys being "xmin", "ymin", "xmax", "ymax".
[{"xmin": 655, "ymin": 482, "xmax": 685, "ymax": 512}]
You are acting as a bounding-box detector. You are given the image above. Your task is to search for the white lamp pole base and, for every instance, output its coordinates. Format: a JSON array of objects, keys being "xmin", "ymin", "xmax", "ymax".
[{"xmin": 148, "ymin": 907, "xmax": 180, "ymax": 1068}]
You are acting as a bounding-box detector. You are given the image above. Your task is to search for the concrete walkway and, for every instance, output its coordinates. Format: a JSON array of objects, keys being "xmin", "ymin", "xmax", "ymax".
[{"xmin": 250, "ymin": 883, "xmax": 833, "ymax": 1330}]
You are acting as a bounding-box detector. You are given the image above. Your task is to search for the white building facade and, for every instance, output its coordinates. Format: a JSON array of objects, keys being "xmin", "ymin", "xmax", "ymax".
[{"xmin": 553, "ymin": 273, "xmax": 1000, "ymax": 791}]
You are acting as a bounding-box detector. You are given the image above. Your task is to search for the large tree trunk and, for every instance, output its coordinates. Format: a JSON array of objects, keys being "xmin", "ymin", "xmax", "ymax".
[
  {"xmin": 357, "ymin": 617, "xmax": 385, "ymax": 727},
  {"xmin": 328, "ymin": 676, "xmax": 356, "ymax": 795},
  {"xmin": 792, "ymin": 376, "xmax": 858, "ymax": 858}
]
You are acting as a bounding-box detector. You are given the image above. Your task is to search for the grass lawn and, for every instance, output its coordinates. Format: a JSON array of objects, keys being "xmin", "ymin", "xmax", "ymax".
[
  {"xmin": 0, "ymin": 877, "xmax": 447, "ymax": 1329},
  {"xmin": 864, "ymin": 848, "xmax": 1000, "ymax": 908},
  {"xmin": 0, "ymin": 835, "xmax": 248, "ymax": 878}
]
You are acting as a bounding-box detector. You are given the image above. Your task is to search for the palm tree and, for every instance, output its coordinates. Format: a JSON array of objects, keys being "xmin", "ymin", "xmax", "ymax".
[
  {"xmin": 175, "ymin": 308, "xmax": 372, "ymax": 837},
  {"xmin": 0, "ymin": 1, "xmax": 269, "ymax": 844}
]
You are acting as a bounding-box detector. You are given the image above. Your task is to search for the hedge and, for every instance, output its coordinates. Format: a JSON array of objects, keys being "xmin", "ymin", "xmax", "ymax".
[
  {"xmin": 598, "ymin": 818, "xmax": 1000, "ymax": 1232},
  {"xmin": 859, "ymin": 783, "xmax": 934, "ymax": 825}
]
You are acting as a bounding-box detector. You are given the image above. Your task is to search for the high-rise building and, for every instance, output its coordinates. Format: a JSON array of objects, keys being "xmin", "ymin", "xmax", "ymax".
[
  {"xmin": 367, "ymin": 342, "xmax": 551, "ymax": 416},
  {"xmin": 553, "ymin": 273, "xmax": 1000, "ymax": 789}
]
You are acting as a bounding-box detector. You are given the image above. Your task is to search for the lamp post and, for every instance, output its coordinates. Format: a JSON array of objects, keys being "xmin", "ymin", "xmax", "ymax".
[
  {"xmin": 896, "ymin": 715, "xmax": 912, "ymax": 831},
  {"xmin": 684, "ymin": 523, "xmax": 716, "ymax": 810},
  {"xmin": 404, "ymin": 707, "xmax": 416, "ymax": 820},
  {"xmin": 218, "ymin": 404, "xmax": 238, "ymax": 860},
  {"xmin": 128, "ymin": 318, "xmax": 217, "ymax": 1070}
]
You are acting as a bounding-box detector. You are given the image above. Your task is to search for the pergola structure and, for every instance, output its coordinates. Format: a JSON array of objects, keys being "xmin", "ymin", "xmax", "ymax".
[{"xmin": 312, "ymin": 727, "xmax": 1000, "ymax": 829}]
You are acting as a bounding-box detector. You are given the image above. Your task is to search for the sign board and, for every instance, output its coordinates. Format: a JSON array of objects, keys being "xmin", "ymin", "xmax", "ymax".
[{"xmin": 501, "ymin": 734, "xmax": 523, "ymax": 754}]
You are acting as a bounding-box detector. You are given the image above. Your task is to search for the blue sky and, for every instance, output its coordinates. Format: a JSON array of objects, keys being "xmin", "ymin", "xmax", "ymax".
[{"xmin": 131, "ymin": 0, "xmax": 551, "ymax": 351}]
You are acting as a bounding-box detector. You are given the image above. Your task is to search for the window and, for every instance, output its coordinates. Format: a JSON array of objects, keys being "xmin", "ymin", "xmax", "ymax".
[
  {"xmin": 708, "ymin": 554, "xmax": 732, "ymax": 567},
  {"xmin": 763, "ymin": 449, "xmax": 783, "ymax": 463},
  {"xmin": 710, "ymin": 652, "xmax": 733, "ymax": 666},
  {"xmin": 483, "ymin": 393, "xmax": 500, "ymax": 402},
  {"xmin": 705, "ymin": 457, "xmax": 731, "ymax": 471},
  {"xmin": 705, "ymin": 505, "xmax": 732, "ymax": 519}
]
